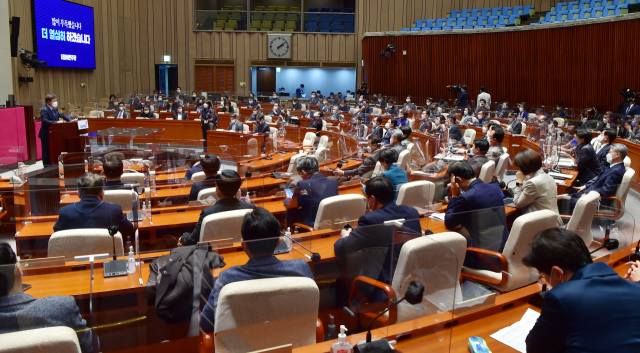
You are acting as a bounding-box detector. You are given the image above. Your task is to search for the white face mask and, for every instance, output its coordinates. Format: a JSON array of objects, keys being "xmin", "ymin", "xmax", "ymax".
[
  {"xmin": 437, "ymin": 107, "xmax": 443, "ymax": 112},
  {"xmin": 272, "ymin": 96, "xmax": 277, "ymax": 99},
  {"xmin": 177, "ymin": 90, "xmax": 181, "ymax": 93},
  {"xmin": 464, "ymin": 110, "xmax": 469, "ymax": 115},
  {"xmin": 479, "ymin": 103, "xmax": 484, "ymax": 106},
  {"xmin": 385, "ymin": 122, "xmax": 391, "ymax": 129},
  {"xmin": 503, "ymin": 106, "xmax": 508, "ymax": 110},
  {"xmin": 606, "ymin": 153, "xmax": 615, "ymax": 164},
  {"xmin": 604, "ymin": 118, "xmax": 609, "ymax": 123},
  {"xmin": 143, "ymin": 110, "xmax": 149, "ymax": 114},
  {"xmin": 482, "ymin": 126, "xmax": 487, "ymax": 133},
  {"xmin": 52, "ymin": 101, "xmax": 58, "ymax": 108},
  {"xmin": 406, "ymin": 99, "xmax": 410, "ymax": 103},
  {"xmin": 119, "ymin": 106, "xmax": 124, "ymax": 110},
  {"xmin": 203, "ymin": 104, "xmax": 209, "ymax": 109},
  {"xmin": 422, "ymin": 113, "xmax": 427, "ymax": 118},
  {"xmin": 192, "ymin": 94, "xmax": 197, "ymax": 97},
  {"xmin": 312, "ymin": 95, "xmax": 316, "ymax": 98},
  {"xmin": 333, "ymin": 109, "xmax": 338, "ymax": 113},
  {"xmin": 359, "ymin": 97, "xmax": 363, "ymax": 101},
  {"xmin": 519, "ymin": 107, "xmax": 524, "ymax": 112},
  {"xmin": 177, "ymin": 109, "xmax": 182, "ymax": 113}
]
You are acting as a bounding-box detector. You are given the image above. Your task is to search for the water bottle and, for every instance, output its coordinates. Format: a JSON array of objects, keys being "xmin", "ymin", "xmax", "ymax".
[
  {"xmin": 141, "ymin": 203, "xmax": 147, "ymax": 220},
  {"xmin": 611, "ymin": 227, "xmax": 619, "ymax": 240},
  {"xmin": 357, "ymin": 147, "xmax": 363, "ymax": 159},
  {"xmin": 127, "ymin": 246, "xmax": 136, "ymax": 274},
  {"xmin": 284, "ymin": 227, "xmax": 292, "ymax": 251},
  {"xmin": 146, "ymin": 200, "xmax": 152, "ymax": 220}
]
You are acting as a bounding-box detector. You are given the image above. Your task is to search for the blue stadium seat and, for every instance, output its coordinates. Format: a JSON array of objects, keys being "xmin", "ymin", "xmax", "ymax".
[
  {"xmin": 344, "ymin": 8, "xmax": 354, "ymax": 13},
  {"xmin": 494, "ymin": 7, "xmax": 504, "ymax": 16},
  {"xmin": 556, "ymin": 2, "xmax": 569, "ymax": 11},
  {"xmin": 416, "ymin": 19, "xmax": 426, "ymax": 27},
  {"xmin": 467, "ymin": 16, "xmax": 478, "ymax": 26},
  {"xmin": 512, "ymin": 6, "xmax": 524, "ymax": 15},
  {"xmin": 318, "ymin": 21, "xmax": 330, "ymax": 32},
  {"xmin": 592, "ymin": 6, "xmax": 605, "ymax": 16},
  {"xmin": 344, "ymin": 15, "xmax": 355, "ymax": 23},
  {"xmin": 477, "ymin": 16, "xmax": 488, "ymax": 26},
  {"xmin": 510, "ymin": 15, "xmax": 521, "ymax": 24},
  {"xmin": 481, "ymin": 8, "xmax": 492, "ymax": 16},
  {"xmin": 308, "ymin": 7, "xmax": 318, "ymax": 12},
  {"xmin": 591, "ymin": 0, "xmax": 603, "ymax": 7},
  {"xmin": 569, "ymin": 1, "xmax": 580, "ymax": 9},
  {"xmin": 461, "ymin": 9, "xmax": 471, "ymax": 17},
  {"xmin": 580, "ymin": 0, "xmax": 592, "ymax": 8},
  {"xmin": 307, "ymin": 22, "xmax": 318, "ymax": 31},
  {"xmin": 603, "ymin": 5, "xmax": 617, "ymax": 14},
  {"xmin": 436, "ymin": 18, "xmax": 446, "ymax": 27},
  {"xmin": 568, "ymin": 9, "xmax": 581, "ymax": 19},
  {"xmin": 503, "ymin": 6, "xmax": 513, "ymax": 15},
  {"xmin": 411, "ymin": 27, "xmax": 421, "ymax": 31},
  {"xmin": 524, "ymin": 5, "xmax": 535, "ymax": 14},
  {"xmin": 616, "ymin": 4, "xmax": 629, "ymax": 13},
  {"xmin": 456, "ymin": 18, "xmax": 466, "ymax": 27},
  {"xmin": 446, "ymin": 18, "xmax": 457, "ymax": 27},
  {"xmin": 320, "ymin": 7, "xmax": 331, "ymax": 12},
  {"xmin": 487, "ymin": 16, "xmax": 499, "ymax": 25},
  {"xmin": 580, "ymin": 8, "xmax": 593, "ymax": 18},
  {"xmin": 498, "ymin": 15, "xmax": 511, "ymax": 25},
  {"xmin": 472, "ymin": 9, "xmax": 482, "ymax": 17},
  {"xmin": 400, "ymin": 28, "xmax": 410, "ymax": 32},
  {"xmin": 332, "ymin": 8, "xmax": 341, "ymax": 12},
  {"xmin": 451, "ymin": 10, "xmax": 462, "ymax": 17},
  {"xmin": 442, "ymin": 26, "xmax": 453, "ymax": 30},
  {"xmin": 557, "ymin": 10, "xmax": 570, "ymax": 21},
  {"xmin": 344, "ymin": 23, "xmax": 355, "ymax": 32},
  {"xmin": 426, "ymin": 19, "xmax": 436, "ymax": 27},
  {"xmin": 331, "ymin": 14, "xmax": 343, "ymax": 22},
  {"xmin": 319, "ymin": 14, "xmax": 331, "ymax": 22},
  {"xmin": 540, "ymin": 11, "xmax": 558, "ymax": 23},
  {"xmin": 308, "ymin": 14, "xmax": 318, "ymax": 22}
]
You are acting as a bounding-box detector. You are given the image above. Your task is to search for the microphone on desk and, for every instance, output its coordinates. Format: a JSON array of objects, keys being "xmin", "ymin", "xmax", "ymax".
[
  {"xmin": 103, "ymin": 225, "xmax": 128, "ymax": 278},
  {"xmin": 356, "ymin": 281, "xmax": 425, "ymax": 353},
  {"xmin": 0, "ymin": 163, "xmax": 23, "ymax": 184},
  {"xmin": 282, "ymin": 231, "xmax": 321, "ymax": 262}
]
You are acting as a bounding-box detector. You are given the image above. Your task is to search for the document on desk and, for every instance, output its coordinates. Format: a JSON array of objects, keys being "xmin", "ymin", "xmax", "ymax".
[
  {"xmin": 490, "ymin": 308, "xmax": 540, "ymax": 353},
  {"xmin": 428, "ymin": 212, "xmax": 446, "ymax": 222}
]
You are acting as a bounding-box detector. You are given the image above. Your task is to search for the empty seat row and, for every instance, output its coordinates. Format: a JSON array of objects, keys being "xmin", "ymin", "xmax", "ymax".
[
  {"xmin": 552, "ymin": 0, "xmax": 638, "ymax": 11},
  {"xmin": 217, "ymin": 12, "xmax": 242, "ymax": 21},
  {"xmin": 307, "ymin": 21, "xmax": 355, "ymax": 33},
  {"xmin": 308, "ymin": 7, "xmax": 354, "ymax": 13},
  {"xmin": 252, "ymin": 13, "xmax": 298, "ymax": 22},
  {"xmin": 449, "ymin": 5, "xmax": 535, "ymax": 18},
  {"xmin": 250, "ymin": 20, "xmax": 296, "ymax": 31},
  {"xmin": 308, "ymin": 14, "xmax": 355, "ymax": 23},
  {"xmin": 531, "ymin": 4, "xmax": 630, "ymax": 25},
  {"xmin": 221, "ymin": 5, "xmax": 243, "ymax": 11},
  {"xmin": 254, "ymin": 6, "xmax": 299, "ymax": 11},
  {"xmin": 412, "ymin": 15, "xmax": 520, "ymax": 30},
  {"xmin": 213, "ymin": 19, "xmax": 238, "ymax": 30}
]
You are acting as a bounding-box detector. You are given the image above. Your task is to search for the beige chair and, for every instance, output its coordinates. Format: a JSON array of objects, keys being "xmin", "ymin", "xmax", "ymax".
[
  {"xmin": 397, "ymin": 149, "xmax": 411, "ymax": 170},
  {"xmin": 191, "ymin": 171, "xmax": 206, "ymax": 182},
  {"xmin": 83, "ymin": 107, "xmax": 93, "ymax": 116},
  {"xmin": 243, "ymin": 124, "xmax": 250, "ymax": 133},
  {"xmin": 595, "ymin": 167, "xmax": 635, "ymax": 221},
  {"xmin": 318, "ymin": 135, "xmax": 328, "ymax": 149},
  {"xmin": 313, "ymin": 146, "xmax": 327, "ymax": 164},
  {"xmin": 553, "ymin": 117, "xmax": 565, "ymax": 127},
  {"xmin": 520, "ymin": 122, "xmax": 527, "ymax": 135},
  {"xmin": 321, "ymin": 119, "xmax": 327, "ymax": 131},
  {"xmin": 302, "ymin": 132, "xmax": 316, "ymax": 147},
  {"xmin": 286, "ymin": 153, "xmax": 308, "ymax": 175},
  {"xmin": 197, "ymin": 187, "xmax": 218, "ymax": 203},
  {"xmin": 264, "ymin": 116, "xmax": 273, "ymax": 124},
  {"xmin": 248, "ymin": 138, "xmax": 259, "ymax": 157},
  {"xmin": 103, "ymin": 189, "xmax": 138, "ymax": 211},
  {"xmin": 479, "ymin": 160, "xmax": 496, "ymax": 183},
  {"xmin": 294, "ymin": 194, "xmax": 367, "ymax": 231},
  {"xmin": 624, "ymin": 156, "xmax": 631, "ymax": 168},
  {"xmin": 494, "ymin": 153, "xmax": 510, "ymax": 182},
  {"xmin": 396, "ymin": 181, "xmax": 436, "ymax": 208},
  {"xmin": 120, "ymin": 172, "xmax": 145, "ymax": 185},
  {"xmin": 89, "ymin": 110, "xmax": 104, "ymax": 118},
  {"xmin": 372, "ymin": 161, "xmax": 382, "ymax": 177},
  {"xmin": 0, "ymin": 326, "xmax": 82, "ymax": 353},
  {"xmin": 563, "ymin": 191, "xmax": 600, "ymax": 246},
  {"xmin": 463, "ymin": 129, "xmax": 476, "ymax": 145},
  {"xmin": 48, "ymin": 229, "xmax": 124, "ymax": 260},
  {"xmin": 214, "ymin": 277, "xmax": 319, "ymax": 353},
  {"xmin": 462, "ymin": 210, "xmax": 559, "ymax": 291},
  {"xmin": 200, "ymin": 209, "xmax": 254, "ymax": 242}
]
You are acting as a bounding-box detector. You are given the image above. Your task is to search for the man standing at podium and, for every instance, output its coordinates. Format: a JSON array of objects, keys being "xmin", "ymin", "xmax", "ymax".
[{"xmin": 39, "ymin": 94, "xmax": 71, "ymax": 166}]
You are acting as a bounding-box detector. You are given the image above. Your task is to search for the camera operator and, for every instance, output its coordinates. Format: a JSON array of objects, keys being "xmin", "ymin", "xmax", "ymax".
[{"xmin": 455, "ymin": 85, "xmax": 470, "ymax": 108}]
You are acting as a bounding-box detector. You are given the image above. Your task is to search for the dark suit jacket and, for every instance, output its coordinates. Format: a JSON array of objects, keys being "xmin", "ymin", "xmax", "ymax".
[
  {"xmin": 184, "ymin": 164, "xmax": 203, "ymax": 180},
  {"xmin": 457, "ymin": 91, "xmax": 469, "ymax": 107},
  {"xmin": 334, "ymin": 202, "xmax": 421, "ymax": 296},
  {"xmin": 114, "ymin": 109, "xmax": 131, "ymax": 119},
  {"xmin": 182, "ymin": 198, "xmax": 256, "ymax": 245},
  {"xmin": 382, "ymin": 127, "xmax": 396, "ymax": 146},
  {"xmin": 583, "ymin": 162, "xmax": 626, "ymax": 197},
  {"xmin": 187, "ymin": 175, "xmax": 221, "ymax": 202},
  {"xmin": 445, "ymin": 179, "xmax": 509, "ymax": 265},
  {"xmin": 386, "ymin": 105, "xmax": 399, "ymax": 117},
  {"xmin": 172, "ymin": 112, "xmax": 189, "ymax": 120},
  {"xmin": 526, "ymin": 262, "xmax": 640, "ymax": 353},
  {"xmin": 39, "ymin": 106, "xmax": 71, "ymax": 139},
  {"xmin": 370, "ymin": 125, "xmax": 383, "ymax": 139},
  {"xmin": 53, "ymin": 196, "xmax": 134, "ymax": 240},
  {"xmin": 128, "ymin": 98, "xmax": 140, "ymax": 106},
  {"xmin": 104, "ymin": 180, "xmax": 129, "ymax": 190},
  {"xmin": 295, "ymin": 173, "xmax": 339, "ymax": 227},
  {"xmin": 509, "ymin": 120, "xmax": 523, "ymax": 135},
  {"xmin": 253, "ymin": 121, "xmax": 270, "ymax": 135},
  {"xmin": 596, "ymin": 122, "xmax": 617, "ymax": 132},
  {"xmin": 0, "ymin": 292, "xmax": 95, "ymax": 353},
  {"xmin": 449, "ymin": 124, "xmax": 463, "ymax": 142},
  {"xmin": 576, "ymin": 143, "xmax": 602, "ymax": 186},
  {"xmin": 338, "ymin": 104, "xmax": 350, "ymax": 113},
  {"xmin": 308, "ymin": 118, "xmax": 323, "ymax": 131},
  {"xmin": 596, "ymin": 143, "xmax": 611, "ymax": 169},
  {"xmin": 227, "ymin": 120, "xmax": 243, "ymax": 132},
  {"xmin": 623, "ymin": 103, "xmax": 640, "ymax": 120},
  {"xmin": 345, "ymin": 148, "xmax": 381, "ymax": 178}
]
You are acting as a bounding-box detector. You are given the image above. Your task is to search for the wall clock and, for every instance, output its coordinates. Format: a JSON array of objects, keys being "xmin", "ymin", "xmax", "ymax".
[{"xmin": 268, "ymin": 34, "xmax": 292, "ymax": 59}]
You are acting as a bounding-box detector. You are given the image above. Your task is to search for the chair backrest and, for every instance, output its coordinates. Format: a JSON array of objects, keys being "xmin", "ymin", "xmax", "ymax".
[
  {"xmin": 318, "ymin": 135, "xmax": 329, "ymax": 149},
  {"xmin": 495, "ymin": 153, "xmax": 510, "ymax": 182},
  {"xmin": 197, "ymin": 187, "xmax": 218, "ymax": 202},
  {"xmin": 313, "ymin": 146, "xmax": 327, "ymax": 163},
  {"xmin": 48, "ymin": 229, "xmax": 124, "ymax": 260},
  {"xmin": 520, "ymin": 122, "xmax": 527, "ymax": 135},
  {"xmin": 103, "ymin": 189, "xmax": 138, "ymax": 211},
  {"xmin": 567, "ymin": 191, "xmax": 600, "ymax": 246},
  {"xmin": 243, "ymin": 124, "xmax": 249, "ymax": 133},
  {"xmin": 0, "ymin": 326, "xmax": 82, "ymax": 353},
  {"xmin": 396, "ymin": 181, "xmax": 436, "ymax": 208},
  {"xmin": 286, "ymin": 153, "xmax": 308, "ymax": 175},
  {"xmin": 590, "ymin": 138, "xmax": 601, "ymax": 151},
  {"xmin": 192, "ymin": 171, "xmax": 206, "ymax": 182},
  {"xmin": 314, "ymin": 194, "xmax": 366, "ymax": 230},
  {"xmin": 624, "ymin": 156, "xmax": 631, "ymax": 168},
  {"xmin": 372, "ymin": 161, "xmax": 382, "ymax": 177},
  {"xmin": 264, "ymin": 116, "xmax": 273, "ymax": 123},
  {"xmin": 120, "ymin": 172, "xmax": 145, "ymax": 185},
  {"xmin": 612, "ymin": 167, "xmax": 636, "ymax": 220},
  {"xmin": 463, "ymin": 129, "xmax": 476, "ymax": 145},
  {"xmin": 302, "ymin": 132, "xmax": 316, "ymax": 147},
  {"xmin": 200, "ymin": 208, "xmax": 254, "ymax": 242},
  {"xmin": 214, "ymin": 277, "xmax": 319, "ymax": 353},
  {"xmin": 321, "ymin": 119, "xmax": 327, "ymax": 131},
  {"xmin": 553, "ymin": 117, "xmax": 565, "ymax": 127},
  {"xmin": 397, "ymin": 149, "xmax": 411, "ymax": 170},
  {"xmin": 479, "ymin": 160, "xmax": 496, "ymax": 183},
  {"xmin": 391, "ymin": 232, "xmax": 467, "ymax": 323},
  {"xmin": 499, "ymin": 210, "xmax": 559, "ymax": 291},
  {"xmin": 248, "ymin": 138, "xmax": 259, "ymax": 157},
  {"xmin": 89, "ymin": 110, "xmax": 104, "ymax": 118}
]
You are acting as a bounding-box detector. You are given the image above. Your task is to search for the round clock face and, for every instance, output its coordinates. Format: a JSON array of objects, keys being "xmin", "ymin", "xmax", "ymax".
[{"xmin": 269, "ymin": 36, "xmax": 290, "ymax": 57}]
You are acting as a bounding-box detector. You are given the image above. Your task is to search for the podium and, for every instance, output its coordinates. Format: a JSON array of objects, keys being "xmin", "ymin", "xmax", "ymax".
[{"xmin": 49, "ymin": 121, "xmax": 85, "ymax": 165}]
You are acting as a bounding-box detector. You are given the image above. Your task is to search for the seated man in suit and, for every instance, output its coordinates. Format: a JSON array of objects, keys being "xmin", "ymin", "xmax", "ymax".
[
  {"xmin": 114, "ymin": 101, "xmax": 131, "ymax": 119},
  {"xmin": 388, "ymin": 130, "xmax": 406, "ymax": 155},
  {"xmin": 444, "ymin": 161, "xmax": 509, "ymax": 269},
  {"xmin": 328, "ymin": 106, "xmax": 343, "ymax": 121},
  {"xmin": 183, "ymin": 153, "xmax": 203, "ymax": 180},
  {"xmin": 308, "ymin": 92, "xmax": 319, "ymax": 106},
  {"xmin": 376, "ymin": 148, "xmax": 407, "ymax": 202},
  {"xmin": 369, "ymin": 116, "xmax": 384, "ymax": 138},
  {"xmin": 227, "ymin": 114, "xmax": 243, "ymax": 132},
  {"xmin": 385, "ymin": 100, "xmax": 399, "ymax": 117},
  {"xmin": 574, "ymin": 129, "xmax": 602, "ymax": 186},
  {"xmin": 128, "ymin": 93, "xmax": 140, "ymax": 107},
  {"xmin": 334, "ymin": 176, "xmax": 421, "ymax": 299},
  {"xmin": 0, "ymin": 244, "xmax": 96, "ymax": 353},
  {"xmin": 334, "ymin": 135, "xmax": 382, "ymax": 179},
  {"xmin": 285, "ymin": 157, "xmax": 339, "ymax": 227},
  {"xmin": 103, "ymin": 157, "xmax": 128, "ymax": 190},
  {"xmin": 487, "ymin": 125, "xmax": 505, "ymax": 164},
  {"xmin": 338, "ymin": 99, "xmax": 350, "ymax": 113},
  {"xmin": 138, "ymin": 105, "xmax": 156, "ymax": 119},
  {"xmin": 187, "ymin": 154, "xmax": 221, "ymax": 203},
  {"xmin": 180, "ymin": 170, "xmax": 256, "ymax": 246},
  {"xmin": 571, "ymin": 143, "xmax": 627, "ymax": 210},
  {"xmin": 53, "ymin": 172, "xmax": 134, "ymax": 240},
  {"xmin": 252, "ymin": 114, "xmax": 270, "ymax": 135},
  {"xmin": 474, "ymin": 99, "xmax": 489, "ymax": 114},
  {"xmin": 246, "ymin": 106, "xmax": 263, "ymax": 122},
  {"xmin": 381, "ymin": 118, "xmax": 398, "ymax": 146},
  {"xmin": 270, "ymin": 92, "xmax": 280, "ymax": 104},
  {"xmin": 319, "ymin": 99, "xmax": 332, "ymax": 113},
  {"xmin": 596, "ymin": 111, "xmax": 617, "ymax": 132},
  {"xmin": 467, "ymin": 138, "xmax": 490, "ymax": 178},
  {"xmin": 269, "ymin": 102, "xmax": 282, "ymax": 117},
  {"xmin": 596, "ymin": 128, "xmax": 616, "ymax": 169},
  {"xmin": 307, "ymin": 112, "xmax": 324, "ymax": 131},
  {"xmin": 153, "ymin": 95, "xmax": 165, "ymax": 111},
  {"xmin": 523, "ymin": 228, "xmax": 640, "ymax": 353},
  {"xmin": 447, "ymin": 115, "xmax": 464, "ymax": 142},
  {"xmin": 246, "ymin": 96, "xmax": 258, "ymax": 108},
  {"xmin": 173, "ymin": 105, "xmax": 189, "ymax": 120},
  {"xmin": 199, "ymin": 207, "xmax": 313, "ymax": 333}
]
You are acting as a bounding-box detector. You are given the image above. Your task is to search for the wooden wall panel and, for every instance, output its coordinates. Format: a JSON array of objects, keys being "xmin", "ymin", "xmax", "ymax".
[{"xmin": 363, "ymin": 18, "xmax": 640, "ymax": 113}]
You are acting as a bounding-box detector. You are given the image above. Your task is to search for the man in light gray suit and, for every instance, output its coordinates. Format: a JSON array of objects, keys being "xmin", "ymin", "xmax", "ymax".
[
  {"xmin": 227, "ymin": 114, "xmax": 243, "ymax": 132},
  {"xmin": 0, "ymin": 244, "xmax": 96, "ymax": 352}
]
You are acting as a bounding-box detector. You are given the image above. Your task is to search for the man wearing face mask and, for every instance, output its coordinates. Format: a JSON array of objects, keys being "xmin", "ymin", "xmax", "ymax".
[
  {"xmin": 595, "ymin": 129, "xmax": 616, "ymax": 169},
  {"xmin": 107, "ymin": 94, "xmax": 118, "ymax": 110},
  {"xmin": 629, "ymin": 115, "xmax": 640, "ymax": 142},
  {"xmin": 523, "ymin": 227, "xmax": 640, "ymax": 353},
  {"xmin": 418, "ymin": 109, "xmax": 434, "ymax": 132},
  {"xmin": 269, "ymin": 103, "xmax": 282, "ymax": 117},
  {"xmin": 334, "ymin": 135, "xmax": 382, "ymax": 179},
  {"xmin": 200, "ymin": 101, "xmax": 219, "ymax": 148},
  {"xmin": 477, "ymin": 86, "xmax": 491, "ymax": 110},
  {"xmin": 369, "ymin": 116, "xmax": 384, "ymax": 138},
  {"xmin": 459, "ymin": 108, "xmax": 473, "ymax": 127},
  {"xmin": 173, "ymin": 105, "xmax": 189, "ymax": 120},
  {"xmin": 115, "ymin": 102, "xmax": 130, "ymax": 119},
  {"xmin": 174, "ymin": 87, "xmax": 185, "ymax": 101},
  {"xmin": 352, "ymin": 105, "xmax": 369, "ymax": 125},
  {"xmin": 439, "ymin": 95, "xmax": 450, "ymax": 108},
  {"xmin": 328, "ymin": 106, "xmax": 343, "ymax": 121},
  {"xmin": 190, "ymin": 91, "xmax": 199, "ymax": 102},
  {"xmin": 385, "ymin": 100, "xmax": 399, "ymax": 117},
  {"xmin": 307, "ymin": 112, "xmax": 323, "ymax": 132},
  {"xmin": 128, "ymin": 93, "xmax": 140, "ymax": 107},
  {"xmin": 301, "ymin": 106, "xmax": 314, "ymax": 119},
  {"xmin": 497, "ymin": 101, "xmax": 512, "ymax": 119},
  {"xmin": 153, "ymin": 95, "xmax": 165, "ymax": 112},
  {"xmin": 375, "ymin": 94, "xmax": 387, "ymax": 109},
  {"xmin": 505, "ymin": 112, "xmax": 523, "ymax": 135},
  {"xmin": 246, "ymin": 96, "xmax": 258, "ymax": 108},
  {"xmin": 474, "ymin": 99, "xmax": 489, "ymax": 114},
  {"xmin": 487, "ymin": 125, "xmax": 505, "ymax": 164},
  {"xmin": 308, "ymin": 92, "xmax": 319, "ymax": 106},
  {"xmin": 402, "ymin": 96, "xmax": 417, "ymax": 111},
  {"xmin": 270, "ymin": 92, "xmax": 280, "ymax": 104},
  {"xmin": 193, "ymin": 99, "xmax": 205, "ymax": 113},
  {"xmin": 247, "ymin": 106, "xmax": 264, "ymax": 122},
  {"xmin": 138, "ymin": 105, "xmax": 155, "ymax": 119},
  {"xmin": 39, "ymin": 94, "xmax": 72, "ymax": 166},
  {"xmin": 444, "ymin": 160, "xmax": 509, "ymax": 269},
  {"xmin": 596, "ymin": 111, "xmax": 616, "ymax": 132},
  {"xmin": 476, "ymin": 110, "xmax": 489, "ymax": 126},
  {"xmin": 574, "ymin": 129, "xmax": 602, "ymax": 186},
  {"xmin": 572, "ymin": 143, "xmax": 626, "ymax": 210},
  {"xmin": 622, "ymin": 95, "xmax": 640, "ymax": 121},
  {"xmin": 552, "ymin": 101, "xmax": 567, "ymax": 119},
  {"xmin": 338, "ymin": 99, "xmax": 350, "ymax": 113},
  {"xmin": 382, "ymin": 118, "xmax": 398, "ymax": 146},
  {"xmin": 319, "ymin": 99, "xmax": 332, "ymax": 113},
  {"xmin": 388, "ymin": 130, "xmax": 406, "ymax": 155}
]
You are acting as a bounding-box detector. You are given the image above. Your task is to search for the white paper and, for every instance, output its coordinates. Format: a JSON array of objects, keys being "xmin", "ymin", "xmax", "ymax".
[
  {"xmin": 429, "ymin": 212, "xmax": 446, "ymax": 222},
  {"xmin": 490, "ymin": 308, "xmax": 540, "ymax": 353}
]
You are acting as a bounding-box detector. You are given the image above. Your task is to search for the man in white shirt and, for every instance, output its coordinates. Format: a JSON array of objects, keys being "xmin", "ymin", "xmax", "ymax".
[
  {"xmin": 477, "ymin": 86, "xmax": 491, "ymax": 111},
  {"xmin": 115, "ymin": 102, "xmax": 130, "ymax": 119}
]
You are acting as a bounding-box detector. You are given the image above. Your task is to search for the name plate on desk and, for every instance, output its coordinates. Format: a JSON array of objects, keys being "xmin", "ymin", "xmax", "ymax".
[{"xmin": 77, "ymin": 119, "xmax": 89, "ymax": 130}]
